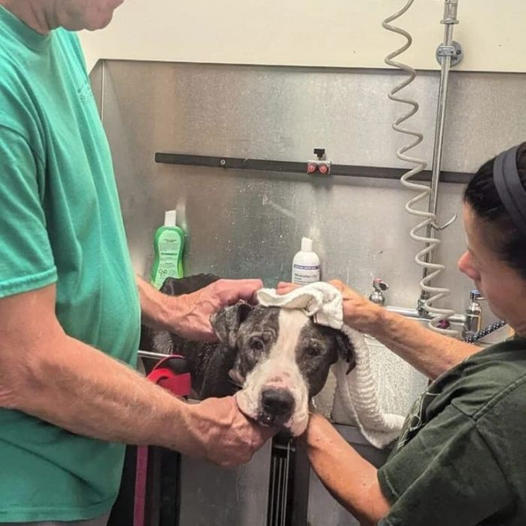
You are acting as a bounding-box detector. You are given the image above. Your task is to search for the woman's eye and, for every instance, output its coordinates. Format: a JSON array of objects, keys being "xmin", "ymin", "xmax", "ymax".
[{"xmin": 250, "ymin": 338, "xmax": 265, "ymax": 351}]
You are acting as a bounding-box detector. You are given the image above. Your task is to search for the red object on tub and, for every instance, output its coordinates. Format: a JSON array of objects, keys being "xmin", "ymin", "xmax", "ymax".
[{"xmin": 133, "ymin": 355, "xmax": 191, "ymax": 526}]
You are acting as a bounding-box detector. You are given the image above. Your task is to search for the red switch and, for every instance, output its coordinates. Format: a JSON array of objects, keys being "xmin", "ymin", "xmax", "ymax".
[{"xmin": 318, "ymin": 163, "xmax": 330, "ymax": 175}]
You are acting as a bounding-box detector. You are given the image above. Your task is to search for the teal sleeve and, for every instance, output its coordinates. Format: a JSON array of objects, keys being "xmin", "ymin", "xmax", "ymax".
[
  {"xmin": 0, "ymin": 124, "xmax": 57, "ymax": 298},
  {"xmin": 377, "ymin": 405, "xmax": 512, "ymax": 525}
]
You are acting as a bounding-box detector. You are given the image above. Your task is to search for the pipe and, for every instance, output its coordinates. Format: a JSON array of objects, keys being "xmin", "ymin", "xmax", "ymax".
[
  {"xmin": 411, "ymin": 0, "xmax": 462, "ymax": 337},
  {"xmin": 382, "ymin": 0, "xmax": 459, "ymax": 336},
  {"xmin": 138, "ymin": 350, "xmax": 171, "ymax": 360},
  {"xmin": 386, "ymin": 305, "xmax": 465, "ymax": 325},
  {"xmin": 422, "ymin": 0, "xmax": 460, "ymax": 277}
]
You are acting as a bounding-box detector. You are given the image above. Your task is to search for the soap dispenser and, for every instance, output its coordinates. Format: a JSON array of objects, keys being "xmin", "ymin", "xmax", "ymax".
[
  {"xmin": 150, "ymin": 210, "xmax": 185, "ymax": 289},
  {"xmin": 292, "ymin": 237, "xmax": 321, "ymax": 285}
]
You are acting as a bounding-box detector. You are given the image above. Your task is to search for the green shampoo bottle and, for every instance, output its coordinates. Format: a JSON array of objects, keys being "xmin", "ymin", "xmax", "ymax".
[{"xmin": 150, "ymin": 210, "xmax": 185, "ymax": 289}]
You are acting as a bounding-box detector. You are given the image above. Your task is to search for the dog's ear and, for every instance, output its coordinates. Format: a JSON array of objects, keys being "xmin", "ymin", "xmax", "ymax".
[
  {"xmin": 335, "ymin": 332, "xmax": 355, "ymax": 374},
  {"xmin": 211, "ymin": 301, "xmax": 253, "ymax": 348},
  {"xmin": 160, "ymin": 275, "xmax": 219, "ymax": 296}
]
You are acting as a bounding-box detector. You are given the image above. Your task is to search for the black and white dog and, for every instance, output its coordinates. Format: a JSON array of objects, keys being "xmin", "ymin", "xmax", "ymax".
[{"xmin": 140, "ymin": 275, "xmax": 355, "ymax": 436}]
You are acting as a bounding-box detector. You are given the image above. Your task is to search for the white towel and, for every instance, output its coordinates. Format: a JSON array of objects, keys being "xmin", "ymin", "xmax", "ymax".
[{"xmin": 257, "ymin": 282, "xmax": 404, "ymax": 449}]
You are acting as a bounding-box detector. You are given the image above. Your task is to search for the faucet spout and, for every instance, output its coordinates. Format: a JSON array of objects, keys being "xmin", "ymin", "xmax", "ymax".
[
  {"xmin": 369, "ymin": 278, "xmax": 389, "ymax": 306},
  {"xmin": 462, "ymin": 289, "xmax": 482, "ymax": 340}
]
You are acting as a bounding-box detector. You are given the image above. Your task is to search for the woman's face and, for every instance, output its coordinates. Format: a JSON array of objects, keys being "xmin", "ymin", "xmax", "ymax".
[{"xmin": 458, "ymin": 203, "xmax": 526, "ymax": 331}]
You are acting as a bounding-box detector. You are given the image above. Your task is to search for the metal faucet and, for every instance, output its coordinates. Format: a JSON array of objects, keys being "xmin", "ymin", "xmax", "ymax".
[
  {"xmin": 369, "ymin": 278, "xmax": 389, "ymax": 306},
  {"xmin": 462, "ymin": 289, "xmax": 483, "ymax": 340}
]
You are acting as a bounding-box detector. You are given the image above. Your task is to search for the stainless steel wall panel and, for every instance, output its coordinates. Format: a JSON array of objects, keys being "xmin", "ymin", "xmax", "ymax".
[
  {"xmin": 95, "ymin": 58, "xmax": 526, "ymax": 526},
  {"xmin": 99, "ymin": 62, "xmax": 455, "ymax": 311},
  {"xmin": 97, "ymin": 59, "xmax": 526, "ymax": 416},
  {"xmin": 99, "ymin": 62, "xmax": 526, "ymax": 318}
]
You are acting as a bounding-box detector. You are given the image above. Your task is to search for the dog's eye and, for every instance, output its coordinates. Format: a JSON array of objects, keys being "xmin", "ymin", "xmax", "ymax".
[
  {"xmin": 249, "ymin": 337, "xmax": 265, "ymax": 352},
  {"xmin": 262, "ymin": 331, "xmax": 273, "ymax": 343},
  {"xmin": 305, "ymin": 344, "xmax": 322, "ymax": 357}
]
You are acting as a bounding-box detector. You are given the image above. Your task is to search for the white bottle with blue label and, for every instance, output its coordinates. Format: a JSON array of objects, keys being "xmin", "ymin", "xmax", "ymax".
[{"xmin": 292, "ymin": 237, "xmax": 321, "ymax": 285}]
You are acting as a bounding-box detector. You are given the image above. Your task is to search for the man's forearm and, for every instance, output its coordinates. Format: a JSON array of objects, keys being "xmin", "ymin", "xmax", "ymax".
[
  {"xmin": 0, "ymin": 285, "xmax": 273, "ymax": 468},
  {"xmin": 305, "ymin": 414, "xmax": 389, "ymax": 525},
  {"xmin": 136, "ymin": 274, "xmax": 174, "ymax": 330},
  {"xmin": 370, "ymin": 308, "xmax": 478, "ymax": 379},
  {"xmin": 0, "ymin": 323, "xmax": 202, "ymax": 457}
]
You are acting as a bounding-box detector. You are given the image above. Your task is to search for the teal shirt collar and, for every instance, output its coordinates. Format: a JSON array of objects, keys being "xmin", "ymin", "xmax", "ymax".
[{"xmin": 0, "ymin": 5, "xmax": 52, "ymax": 51}]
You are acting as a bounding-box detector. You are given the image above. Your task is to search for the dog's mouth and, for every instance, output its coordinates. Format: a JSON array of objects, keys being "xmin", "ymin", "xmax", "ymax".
[
  {"xmin": 257, "ymin": 411, "xmax": 290, "ymax": 428},
  {"xmin": 258, "ymin": 412, "xmax": 276, "ymax": 427},
  {"xmin": 256, "ymin": 388, "xmax": 296, "ymax": 428},
  {"xmin": 237, "ymin": 389, "xmax": 309, "ymax": 436},
  {"xmin": 236, "ymin": 378, "xmax": 310, "ymax": 437},
  {"xmin": 236, "ymin": 389, "xmax": 294, "ymax": 429}
]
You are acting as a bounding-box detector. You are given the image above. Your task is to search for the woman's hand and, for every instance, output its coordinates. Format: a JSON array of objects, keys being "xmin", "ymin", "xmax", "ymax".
[
  {"xmin": 328, "ymin": 280, "xmax": 383, "ymax": 333},
  {"xmin": 276, "ymin": 280, "xmax": 383, "ymax": 334}
]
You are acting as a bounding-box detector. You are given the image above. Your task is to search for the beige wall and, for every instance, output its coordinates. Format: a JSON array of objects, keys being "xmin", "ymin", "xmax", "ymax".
[{"xmin": 80, "ymin": 0, "xmax": 526, "ymax": 73}]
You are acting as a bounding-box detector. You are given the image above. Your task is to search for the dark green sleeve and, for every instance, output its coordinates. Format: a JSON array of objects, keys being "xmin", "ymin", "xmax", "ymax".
[{"xmin": 377, "ymin": 404, "xmax": 512, "ymax": 525}]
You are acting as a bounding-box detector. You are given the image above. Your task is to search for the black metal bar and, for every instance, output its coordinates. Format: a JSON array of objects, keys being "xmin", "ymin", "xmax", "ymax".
[{"xmin": 155, "ymin": 152, "xmax": 472, "ymax": 184}]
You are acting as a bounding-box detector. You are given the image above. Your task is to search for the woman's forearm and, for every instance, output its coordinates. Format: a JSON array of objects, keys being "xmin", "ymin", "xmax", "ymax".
[
  {"xmin": 370, "ymin": 308, "xmax": 478, "ymax": 379},
  {"xmin": 329, "ymin": 280, "xmax": 479, "ymax": 380},
  {"xmin": 305, "ymin": 414, "xmax": 390, "ymax": 525}
]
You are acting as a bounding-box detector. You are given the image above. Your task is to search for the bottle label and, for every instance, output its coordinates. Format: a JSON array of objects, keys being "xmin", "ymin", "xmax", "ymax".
[
  {"xmin": 152, "ymin": 231, "xmax": 184, "ymax": 289},
  {"xmin": 153, "ymin": 255, "xmax": 181, "ymax": 289},
  {"xmin": 293, "ymin": 264, "xmax": 320, "ymax": 270},
  {"xmin": 292, "ymin": 264, "xmax": 320, "ymax": 285},
  {"xmin": 159, "ymin": 236, "xmax": 181, "ymax": 254}
]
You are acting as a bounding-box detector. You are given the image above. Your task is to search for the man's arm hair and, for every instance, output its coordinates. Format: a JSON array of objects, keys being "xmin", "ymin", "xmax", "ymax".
[{"xmin": 0, "ymin": 284, "xmax": 200, "ymax": 454}]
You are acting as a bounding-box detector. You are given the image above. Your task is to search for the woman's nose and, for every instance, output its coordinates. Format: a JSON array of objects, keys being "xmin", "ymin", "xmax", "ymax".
[{"xmin": 458, "ymin": 251, "xmax": 479, "ymax": 280}]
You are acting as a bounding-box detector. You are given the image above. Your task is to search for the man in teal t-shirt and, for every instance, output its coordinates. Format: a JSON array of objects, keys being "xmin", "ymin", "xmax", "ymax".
[{"xmin": 0, "ymin": 1, "xmax": 274, "ymax": 524}]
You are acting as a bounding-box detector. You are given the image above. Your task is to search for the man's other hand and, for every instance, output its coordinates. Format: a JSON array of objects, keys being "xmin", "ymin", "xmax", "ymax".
[
  {"xmin": 184, "ymin": 396, "xmax": 276, "ymax": 467},
  {"xmin": 169, "ymin": 279, "xmax": 263, "ymax": 341}
]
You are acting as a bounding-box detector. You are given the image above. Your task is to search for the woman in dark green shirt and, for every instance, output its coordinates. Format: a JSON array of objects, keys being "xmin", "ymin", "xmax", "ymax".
[{"xmin": 289, "ymin": 143, "xmax": 526, "ymax": 525}]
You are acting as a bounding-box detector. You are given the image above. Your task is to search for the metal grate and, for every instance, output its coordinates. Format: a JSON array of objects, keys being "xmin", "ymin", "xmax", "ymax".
[{"xmin": 267, "ymin": 436, "xmax": 294, "ymax": 526}]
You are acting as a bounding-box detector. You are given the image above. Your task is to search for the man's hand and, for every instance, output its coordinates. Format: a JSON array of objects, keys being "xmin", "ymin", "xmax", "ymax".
[
  {"xmin": 184, "ymin": 396, "xmax": 276, "ymax": 467},
  {"xmin": 276, "ymin": 281, "xmax": 300, "ymax": 295},
  {"xmin": 138, "ymin": 276, "xmax": 263, "ymax": 341},
  {"xmin": 168, "ymin": 279, "xmax": 263, "ymax": 341}
]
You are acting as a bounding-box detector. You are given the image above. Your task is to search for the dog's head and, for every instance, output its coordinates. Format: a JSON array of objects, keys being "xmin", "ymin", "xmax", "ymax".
[{"xmin": 211, "ymin": 303, "xmax": 354, "ymax": 436}]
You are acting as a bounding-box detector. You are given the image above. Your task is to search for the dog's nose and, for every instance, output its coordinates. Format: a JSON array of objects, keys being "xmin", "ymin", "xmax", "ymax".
[{"xmin": 261, "ymin": 389, "xmax": 295, "ymax": 419}]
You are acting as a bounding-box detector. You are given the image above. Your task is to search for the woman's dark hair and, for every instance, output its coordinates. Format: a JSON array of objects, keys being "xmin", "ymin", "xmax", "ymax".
[{"xmin": 464, "ymin": 143, "xmax": 526, "ymax": 279}]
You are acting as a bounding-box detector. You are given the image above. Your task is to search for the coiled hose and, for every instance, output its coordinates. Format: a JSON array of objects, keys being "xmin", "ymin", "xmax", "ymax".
[{"xmin": 382, "ymin": 0, "xmax": 458, "ymax": 336}]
